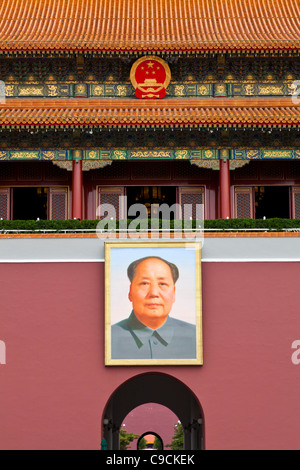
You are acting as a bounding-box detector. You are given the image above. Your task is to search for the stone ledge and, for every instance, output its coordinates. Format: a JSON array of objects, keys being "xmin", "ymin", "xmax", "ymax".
[{"xmin": 0, "ymin": 232, "xmax": 299, "ymax": 239}]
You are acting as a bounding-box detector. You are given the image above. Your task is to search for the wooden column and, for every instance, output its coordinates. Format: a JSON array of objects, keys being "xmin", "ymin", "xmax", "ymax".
[
  {"xmin": 219, "ymin": 158, "xmax": 231, "ymax": 219},
  {"xmin": 72, "ymin": 152, "xmax": 83, "ymax": 220}
]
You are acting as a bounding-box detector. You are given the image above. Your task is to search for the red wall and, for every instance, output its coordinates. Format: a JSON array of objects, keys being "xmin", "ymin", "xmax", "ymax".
[{"xmin": 1, "ymin": 261, "xmax": 300, "ymax": 449}]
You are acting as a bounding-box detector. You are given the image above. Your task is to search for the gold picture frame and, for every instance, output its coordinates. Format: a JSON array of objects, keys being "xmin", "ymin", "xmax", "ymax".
[{"xmin": 105, "ymin": 241, "xmax": 202, "ymax": 366}]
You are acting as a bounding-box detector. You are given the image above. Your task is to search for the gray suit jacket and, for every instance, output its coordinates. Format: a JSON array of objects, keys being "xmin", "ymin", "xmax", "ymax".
[{"xmin": 111, "ymin": 311, "xmax": 197, "ymax": 359}]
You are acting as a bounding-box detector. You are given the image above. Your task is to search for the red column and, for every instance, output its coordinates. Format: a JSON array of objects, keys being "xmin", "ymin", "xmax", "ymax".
[
  {"xmin": 219, "ymin": 159, "xmax": 231, "ymax": 219},
  {"xmin": 72, "ymin": 159, "xmax": 83, "ymax": 220}
]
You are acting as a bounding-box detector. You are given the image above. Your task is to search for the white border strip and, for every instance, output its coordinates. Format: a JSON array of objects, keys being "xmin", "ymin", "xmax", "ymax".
[
  {"xmin": 202, "ymin": 258, "xmax": 300, "ymax": 262},
  {"xmin": 1, "ymin": 237, "xmax": 299, "ymax": 263},
  {"xmin": 0, "ymin": 258, "xmax": 105, "ymax": 263},
  {"xmin": 0, "ymin": 258, "xmax": 300, "ymax": 263}
]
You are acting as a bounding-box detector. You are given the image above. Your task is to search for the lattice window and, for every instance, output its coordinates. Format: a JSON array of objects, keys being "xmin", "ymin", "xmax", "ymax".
[
  {"xmin": 287, "ymin": 162, "xmax": 300, "ymax": 180},
  {"xmin": 233, "ymin": 187, "xmax": 254, "ymax": 219},
  {"xmin": 93, "ymin": 162, "xmax": 129, "ymax": 180},
  {"xmin": 291, "ymin": 187, "xmax": 300, "ymax": 219},
  {"xmin": 49, "ymin": 187, "xmax": 69, "ymax": 220},
  {"xmin": 260, "ymin": 162, "xmax": 284, "ymax": 180},
  {"xmin": 174, "ymin": 161, "xmax": 211, "ymax": 180},
  {"xmin": 233, "ymin": 162, "xmax": 258, "ymax": 181},
  {"xmin": 18, "ymin": 162, "xmax": 43, "ymax": 181},
  {"xmin": 44, "ymin": 162, "xmax": 68, "ymax": 182},
  {"xmin": 132, "ymin": 162, "xmax": 170, "ymax": 180},
  {"xmin": 0, "ymin": 162, "xmax": 15, "ymax": 181},
  {"xmin": 0, "ymin": 188, "xmax": 10, "ymax": 220},
  {"xmin": 97, "ymin": 187, "xmax": 125, "ymax": 220},
  {"xmin": 178, "ymin": 187, "xmax": 205, "ymax": 220}
]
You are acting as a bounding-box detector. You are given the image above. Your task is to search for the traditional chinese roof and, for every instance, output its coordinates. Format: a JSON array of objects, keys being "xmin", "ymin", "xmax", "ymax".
[
  {"xmin": 0, "ymin": 0, "xmax": 299, "ymax": 54},
  {"xmin": 0, "ymin": 98, "xmax": 299, "ymax": 128}
]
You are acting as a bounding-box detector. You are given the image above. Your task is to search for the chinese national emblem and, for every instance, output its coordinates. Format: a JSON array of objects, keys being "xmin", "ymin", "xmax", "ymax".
[{"xmin": 130, "ymin": 56, "xmax": 171, "ymax": 99}]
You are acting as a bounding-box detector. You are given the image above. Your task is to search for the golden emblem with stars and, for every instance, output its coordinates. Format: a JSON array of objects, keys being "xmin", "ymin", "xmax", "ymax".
[{"xmin": 130, "ymin": 56, "xmax": 171, "ymax": 99}]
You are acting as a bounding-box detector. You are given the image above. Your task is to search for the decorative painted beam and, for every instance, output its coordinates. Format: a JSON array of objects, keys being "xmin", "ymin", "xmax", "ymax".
[
  {"xmin": 4, "ymin": 81, "xmax": 296, "ymax": 99},
  {"xmin": 0, "ymin": 150, "xmax": 70, "ymax": 160},
  {"xmin": 83, "ymin": 149, "xmax": 219, "ymax": 160},
  {"xmin": 0, "ymin": 148, "xmax": 300, "ymax": 161},
  {"xmin": 84, "ymin": 148, "xmax": 300, "ymax": 161},
  {"xmin": 232, "ymin": 149, "xmax": 300, "ymax": 159}
]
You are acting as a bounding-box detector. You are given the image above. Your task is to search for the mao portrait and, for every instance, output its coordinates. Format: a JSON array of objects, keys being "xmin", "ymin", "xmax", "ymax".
[{"xmin": 105, "ymin": 242, "xmax": 202, "ymax": 366}]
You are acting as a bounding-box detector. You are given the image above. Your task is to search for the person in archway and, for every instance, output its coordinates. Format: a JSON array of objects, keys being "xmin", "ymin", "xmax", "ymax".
[{"xmin": 111, "ymin": 256, "xmax": 197, "ymax": 360}]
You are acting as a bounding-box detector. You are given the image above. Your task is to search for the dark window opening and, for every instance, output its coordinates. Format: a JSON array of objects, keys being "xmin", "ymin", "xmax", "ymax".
[
  {"xmin": 126, "ymin": 186, "xmax": 177, "ymax": 219},
  {"xmin": 13, "ymin": 187, "xmax": 48, "ymax": 220},
  {"xmin": 255, "ymin": 186, "xmax": 290, "ymax": 219}
]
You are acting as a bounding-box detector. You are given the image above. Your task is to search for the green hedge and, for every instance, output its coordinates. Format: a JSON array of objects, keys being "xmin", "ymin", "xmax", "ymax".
[{"xmin": 1, "ymin": 218, "xmax": 300, "ymax": 232}]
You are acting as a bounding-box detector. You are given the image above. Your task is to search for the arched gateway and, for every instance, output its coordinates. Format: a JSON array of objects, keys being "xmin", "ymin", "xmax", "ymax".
[{"xmin": 102, "ymin": 373, "xmax": 204, "ymax": 450}]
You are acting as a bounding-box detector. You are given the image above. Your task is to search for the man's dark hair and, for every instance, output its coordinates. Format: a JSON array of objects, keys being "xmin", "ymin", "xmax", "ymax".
[{"xmin": 127, "ymin": 256, "xmax": 179, "ymax": 284}]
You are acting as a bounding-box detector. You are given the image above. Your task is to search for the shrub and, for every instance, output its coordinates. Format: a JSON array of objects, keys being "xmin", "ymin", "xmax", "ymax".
[{"xmin": 0, "ymin": 218, "xmax": 300, "ymax": 233}]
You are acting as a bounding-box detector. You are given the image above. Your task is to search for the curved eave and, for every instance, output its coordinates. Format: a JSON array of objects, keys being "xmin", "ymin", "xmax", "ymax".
[
  {"xmin": 0, "ymin": 98, "xmax": 299, "ymax": 128},
  {"xmin": 1, "ymin": 41, "xmax": 300, "ymax": 55},
  {"xmin": 0, "ymin": 0, "xmax": 299, "ymax": 55}
]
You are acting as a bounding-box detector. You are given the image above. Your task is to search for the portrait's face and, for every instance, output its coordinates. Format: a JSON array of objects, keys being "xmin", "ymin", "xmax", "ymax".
[{"xmin": 128, "ymin": 258, "xmax": 176, "ymax": 329}]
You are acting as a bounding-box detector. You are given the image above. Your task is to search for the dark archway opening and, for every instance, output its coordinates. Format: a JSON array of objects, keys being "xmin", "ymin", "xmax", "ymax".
[
  {"xmin": 13, "ymin": 187, "xmax": 48, "ymax": 220},
  {"xmin": 137, "ymin": 431, "xmax": 164, "ymax": 450},
  {"xmin": 102, "ymin": 372, "xmax": 204, "ymax": 450},
  {"xmin": 121, "ymin": 403, "xmax": 178, "ymax": 450},
  {"xmin": 255, "ymin": 186, "xmax": 290, "ymax": 219},
  {"xmin": 126, "ymin": 186, "xmax": 177, "ymax": 218}
]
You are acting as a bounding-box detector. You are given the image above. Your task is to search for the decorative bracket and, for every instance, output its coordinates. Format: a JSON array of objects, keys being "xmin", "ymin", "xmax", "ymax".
[
  {"xmin": 52, "ymin": 160, "xmax": 112, "ymax": 171},
  {"xmin": 191, "ymin": 160, "xmax": 250, "ymax": 170}
]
